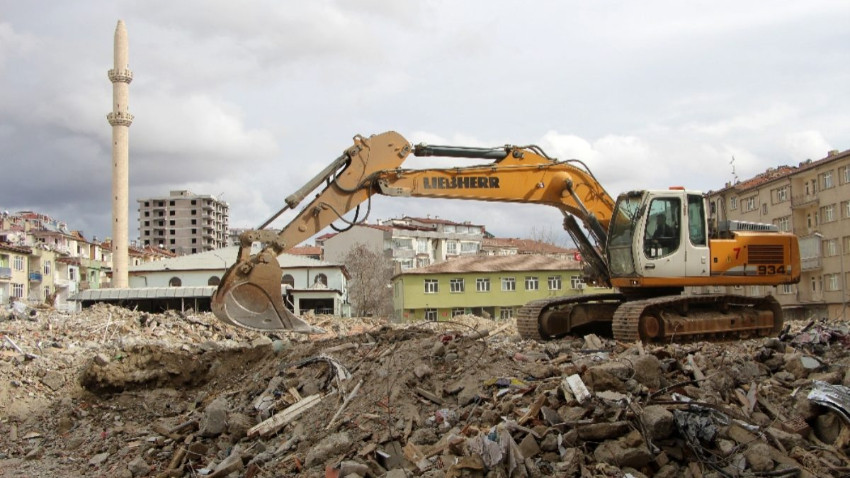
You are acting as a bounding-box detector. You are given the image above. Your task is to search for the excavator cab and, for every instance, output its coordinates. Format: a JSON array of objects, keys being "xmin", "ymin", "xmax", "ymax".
[{"xmin": 607, "ymin": 189, "xmax": 711, "ymax": 284}]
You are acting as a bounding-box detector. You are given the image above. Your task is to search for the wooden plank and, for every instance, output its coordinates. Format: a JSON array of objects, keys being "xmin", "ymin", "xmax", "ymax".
[{"xmin": 248, "ymin": 394, "xmax": 324, "ymax": 438}]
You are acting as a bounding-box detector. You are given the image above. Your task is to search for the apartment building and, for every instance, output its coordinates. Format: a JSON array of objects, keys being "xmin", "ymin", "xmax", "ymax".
[
  {"xmin": 706, "ymin": 148, "xmax": 850, "ymax": 321},
  {"xmin": 481, "ymin": 237, "xmax": 576, "ymax": 258},
  {"xmin": 0, "ymin": 211, "xmax": 103, "ymax": 310},
  {"xmin": 321, "ymin": 216, "xmax": 486, "ymax": 270},
  {"xmin": 138, "ymin": 190, "xmax": 230, "ymax": 255}
]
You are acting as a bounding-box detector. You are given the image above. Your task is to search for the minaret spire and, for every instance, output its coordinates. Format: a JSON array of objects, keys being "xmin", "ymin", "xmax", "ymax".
[{"xmin": 107, "ymin": 20, "xmax": 133, "ymax": 288}]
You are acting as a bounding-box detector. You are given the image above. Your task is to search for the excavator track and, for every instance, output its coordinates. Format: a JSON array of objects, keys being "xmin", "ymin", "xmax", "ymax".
[
  {"xmin": 517, "ymin": 293, "xmax": 625, "ymax": 340},
  {"xmin": 612, "ymin": 294, "xmax": 783, "ymax": 343},
  {"xmin": 518, "ymin": 293, "xmax": 784, "ymax": 343}
]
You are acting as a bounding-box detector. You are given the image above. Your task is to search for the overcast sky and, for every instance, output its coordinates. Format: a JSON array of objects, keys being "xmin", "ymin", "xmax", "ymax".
[{"xmin": 2, "ymin": 1, "xmax": 849, "ymax": 247}]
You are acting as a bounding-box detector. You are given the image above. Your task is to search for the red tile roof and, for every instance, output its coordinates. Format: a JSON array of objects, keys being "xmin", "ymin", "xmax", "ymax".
[{"xmin": 483, "ymin": 238, "xmax": 574, "ymax": 254}]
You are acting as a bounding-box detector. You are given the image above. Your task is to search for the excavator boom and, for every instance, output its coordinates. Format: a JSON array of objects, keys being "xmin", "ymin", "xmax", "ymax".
[{"xmin": 212, "ymin": 131, "xmax": 615, "ymax": 332}]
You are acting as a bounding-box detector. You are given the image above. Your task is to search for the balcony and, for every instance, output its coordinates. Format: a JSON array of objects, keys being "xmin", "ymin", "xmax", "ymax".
[
  {"xmin": 29, "ymin": 272, "xmax": 43, "ymax": 282},
  {"xmin": 790, "ymin": 194, "xmax": 819, "ymax": 209},
  {"xmin": 0, "ymin": 267, "xmax": 11, "ymax": 280},
  {"xmin": 801, "ymin": 257, "xmax": 822, "ymax": 271}
]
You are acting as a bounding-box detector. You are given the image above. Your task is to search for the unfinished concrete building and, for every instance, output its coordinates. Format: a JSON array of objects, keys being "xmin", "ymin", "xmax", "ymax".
[{"xmin": 137, "ymin": 190, "xmax": 229, "ymax": 255}]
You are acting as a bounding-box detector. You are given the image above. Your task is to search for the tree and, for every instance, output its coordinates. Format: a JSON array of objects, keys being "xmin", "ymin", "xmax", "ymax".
[{"xmin": 343, "ymin": 243, "xmax": 394, "ymax": 318}]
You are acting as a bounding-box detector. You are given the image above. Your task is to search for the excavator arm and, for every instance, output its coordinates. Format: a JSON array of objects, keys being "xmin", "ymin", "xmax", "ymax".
[{"xmin": 212, "ymin": 131, "xmax": 616, "ymax": 332}]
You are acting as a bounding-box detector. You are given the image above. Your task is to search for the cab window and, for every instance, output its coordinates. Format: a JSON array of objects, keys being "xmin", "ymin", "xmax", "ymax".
[{"xmin": 644, "ymin": 197, "xmax": 680, "ymax": 258}]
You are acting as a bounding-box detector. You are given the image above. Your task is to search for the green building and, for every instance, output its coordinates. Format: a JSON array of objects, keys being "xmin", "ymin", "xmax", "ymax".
[{"xmin": 391, "ymin": 254, "xmax": 610, "ymax": 322}]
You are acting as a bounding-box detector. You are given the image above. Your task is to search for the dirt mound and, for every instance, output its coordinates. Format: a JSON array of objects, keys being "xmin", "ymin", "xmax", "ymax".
[{"xmin": 1, "ymin": 304, "xmax": 850, "ymax": 477}]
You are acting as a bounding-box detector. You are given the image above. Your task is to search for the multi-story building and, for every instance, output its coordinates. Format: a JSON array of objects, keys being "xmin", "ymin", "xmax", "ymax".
[
  {"xmin": 137, "ymin": 190, "xmax": 229, "ymax": 255},
  {"xmin": 706, "ymin": 148, "xmax": 850, "ymax": 321},
  {"xmin": 481, "ymin": 237, "xmax": 576, "ymax": 258},
  {"xmin": 321, "ymin": 216, "xmax": 486, "ymax": 271},
  {"xmin": 391, "ymin": 254, "xmax": 607, "ymax": 322}
]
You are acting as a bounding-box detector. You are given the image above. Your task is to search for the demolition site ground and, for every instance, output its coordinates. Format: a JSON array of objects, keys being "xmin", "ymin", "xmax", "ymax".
[{"xmin": 1, "ymin": 303, "xmax": 850, "ymax": 478}]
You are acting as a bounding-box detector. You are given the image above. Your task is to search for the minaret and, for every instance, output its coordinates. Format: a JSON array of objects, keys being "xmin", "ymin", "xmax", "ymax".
[{"xmin": 107, "ymin": 20, "xmax": 133, "ymax": 288}]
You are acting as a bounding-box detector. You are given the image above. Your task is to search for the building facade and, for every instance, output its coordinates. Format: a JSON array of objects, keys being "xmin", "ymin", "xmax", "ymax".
[
  {"xmin": 706, "ymin": 149, "xmax": 850, "ymax": 321},
  {"xmin": 128, "ymin": 246, "xmax": 350, "ymax": 317},
  {"xmin": 322, "ymin": 216, "xmax": 486, "ymax": 271},
  {"xmin": 138, "ymin": 190, "xmax": 230, "ymax": 255},
  {"xmin": 391, "ymin": 254, "xmax": 608, "ymax": 322}
]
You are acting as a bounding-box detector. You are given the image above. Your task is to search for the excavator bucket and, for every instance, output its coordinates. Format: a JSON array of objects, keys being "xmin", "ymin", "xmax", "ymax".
[{"xmin": 211, "ymin": 250, "xmax": 324, "ymax": 334}]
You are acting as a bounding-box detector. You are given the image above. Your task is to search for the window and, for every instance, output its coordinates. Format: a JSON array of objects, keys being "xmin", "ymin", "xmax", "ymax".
[
  {"xmin": 476, "ymin": 278, "xmax": 490, "ymax": 292},
  {"xmin": 169, "ymin": 200, "xmax": 175, "ymax": 206},
  {"xmin": 761, "ymin": 203, "xmax": 767, "ymax": 215},
  {"xmin": 730, "ymin": 197, "xmax": 738, "ymax": 210},
  {"xmin": 823, "ymin": 239, "xmax": 838, "ymax": 257},
  {"xmin": 825, "ymin": 274, "xmax": 840, "ymax": 292},
  {"xmin": 773, "ymin": 186, "xmax": 789, "ymax": 203},
  {"xmin": 644, "ymin": 196, "xmax": 681, "ymax": 258},
  {"xmin": 821, "ymin": 204, "xmax": 836, "ymax": 223},
  {"xmin": 191, "ymin": 209, "xmax": 197, "ymax": 215},
  {"xmin": 500, "ymin": 308, "xmax": 513, "ymax": 320},
  {"xmin": 393, "ymin": 238, "xmax": 413, "ymax": 250},
  {"xmin": 571, "ymin": 276, "xmax": 584, "ymax": 289},
  {"xmin": 191, "ymin": 219, "xmax": 197, "ymax": 225},
  {"xmin": 843, "ymin": 201, "xmax": 850, "ymax": 219},
  {"xmin": 169, "ymin": 210, "xmax": 175, "ymax": 216},
  {"xmin": 424, "ymin": 308, "xmax": 437, "ymax": 321},
  {"xmin": 461, "ymin": 242, "xmax": 479, "ymax": 254},
  {"xmin": 773, "ymin": 216, "xmax": 791, "ymax": 232},
  {"xmin": 314, "ymin": 274, "xmax": 327, "ymax": 286},
  {"xmin": 547, "ymin": 276, "xmax": 562, "ymax": 290},
  {"xmin": 169, "ymin": 220, "xmax": 175, "ymax": 226},
  {"xmin": 452, "ymin": 308, "xmax": 465, "ymax": 317},
  {"xmin": 417, "ymin": 240, "xmax": 428, "ymax": 254},
  {"xmin": 12, "ymin": 283, "xmax": 23, "ymax": 298},
  {"xmin": 844, "ymin": 236, "xmax": 850, "ymax": 254},
  {"xmin": 400, "ymin": 259, "xmax": 414, "ymax": 270},
  {"xmin": 446, "ymin": 241, "xmax": 458, "ymax": 255},
  {"xmin": 743, "ymin": 196, "xmax": 756, "ymax": 212},
  {"xmin": 281, "ymin": 274, "xmax": 295, "ymax": 288},
  {"xmin": 13, "ymin": 255, "xmax": 23, "ymax": 271},
  {"xmin": 780, "ymin": 284, "xmax": 794, "ymax": 295},
  {"xmin": 688, "ymin": 194, "xmax": 707, "ymax": 246},
  {"xmin": 425, "ymin": 279, "xmax": 439, "ymax": 293},
  {"xmin": 450, "ymin": 278, "xmax": 465, "ymax": 293},
  {"xmin": 169, "ymin": 277, "xmax": 182, "ymax": 287},
  {"xmin": 501, "ymin": 277, "xmax": 516, "ymax": 291},
  {"xmin": 821, "ymin": 170, "xmax": 834, "ymax": 189},
  {"xmin": 208, "ymin": 276, "xmax": 220, "ymax": 286},
  {"xmin": 841, "ymin": 165, "xmax": 850, "ymax": 185},
  {"xmin": 525, "ymin": 276, "xmax": 539, "ymax": 291},
  {"xmin": 43, "ymin": 261, "xmax": 51, "ymax": 275},
  {"xmin": 417, "ymin": 257, "xmax": 430, "ymax": 268},
  {"xmin": 444, "ymin": 225, "xmax": 456, "ymax": 233}
]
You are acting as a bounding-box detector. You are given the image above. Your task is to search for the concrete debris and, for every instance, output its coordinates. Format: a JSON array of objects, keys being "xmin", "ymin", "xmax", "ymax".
[{"xmin": 1, "ymin": 304, "xmax": 850, "ymax": 477}]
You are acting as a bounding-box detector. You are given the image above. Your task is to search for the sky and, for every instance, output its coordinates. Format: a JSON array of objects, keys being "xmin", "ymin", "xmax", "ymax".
[{"xmin": 2, "ymin": 1, "xmax": 849, "ymax": 248}]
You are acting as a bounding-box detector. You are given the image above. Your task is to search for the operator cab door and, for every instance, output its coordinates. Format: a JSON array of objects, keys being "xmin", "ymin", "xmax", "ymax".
[{"xmin": 638, "ymin": 192, "xmax": 710, "ymax": 279}]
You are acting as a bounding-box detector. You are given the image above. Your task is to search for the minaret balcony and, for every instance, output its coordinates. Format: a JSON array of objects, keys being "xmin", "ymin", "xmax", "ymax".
[
  {"xmin": 107, "ymin": 111, "xmax": 134, "ymax": 127},
  {"xmin": 108, "ymin": 68, "xmax": 134, "ymax": 83}
]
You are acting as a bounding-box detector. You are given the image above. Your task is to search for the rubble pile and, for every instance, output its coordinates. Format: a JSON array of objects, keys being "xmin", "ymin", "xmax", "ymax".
[{"xmin": 1, "ymin": 304, "xmax": 850, "ymax": 477}]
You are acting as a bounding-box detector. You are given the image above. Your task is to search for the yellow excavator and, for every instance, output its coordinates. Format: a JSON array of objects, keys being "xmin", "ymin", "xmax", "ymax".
[{"xmin": 211, "ymin": 131, "xmax": 800, "ymax": 343}]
